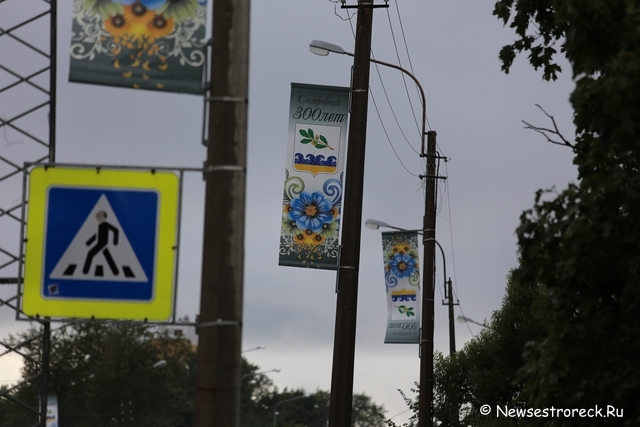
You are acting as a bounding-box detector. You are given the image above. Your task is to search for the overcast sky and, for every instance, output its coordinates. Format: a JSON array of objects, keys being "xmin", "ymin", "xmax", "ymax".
[{"xmin": 0, "ymin": 0, "xmax": 579, "ymax": 423}]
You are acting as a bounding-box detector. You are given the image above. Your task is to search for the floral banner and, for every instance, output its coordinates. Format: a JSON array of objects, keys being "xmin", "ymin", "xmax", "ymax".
[
  {"xmin": 69, "ymin": 0, "xmax": 207, "ymax": 94},
  {"xmin": 382, "ymin": 231, "xmax": 421, "ymax": 344},
  {"xmin": 279, "ymin": 83, "xmax": 350, "ymax": 269}
]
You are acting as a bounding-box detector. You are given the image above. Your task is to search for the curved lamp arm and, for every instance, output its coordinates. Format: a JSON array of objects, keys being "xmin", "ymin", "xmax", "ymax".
[{"xmin": 310, "ymin": 39, "xmax": 427, "ymax": 154}]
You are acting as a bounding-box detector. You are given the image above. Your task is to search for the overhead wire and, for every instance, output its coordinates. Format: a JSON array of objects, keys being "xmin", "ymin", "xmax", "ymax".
[
  {"xmin": 346, "ymin": 2, "xmax": 421, "ymax": 178},
  {"xmin": 341, "ymin": 0, "xmax": 431, "ymax": 176},
  {"xmin": 385, "ymin": 7, "xmax": 422, "ymax": 138},
  {"xmin": 394, "ymin": 0, "xmax": 432, "ymax": 132},
  {"xmin": 340, "ymin": 2, "xmax": 471, "ymax": 337},
  {"xmin": 369, "ymin": 91, "xmax": 421, "ymax": 177},
  {"xmin": 328, "ymin": 0, "xmax": 355, "ymax": 21},
  {"xmin": 370, "ymin": 58, "xmax": 420, "ymax": 157}
]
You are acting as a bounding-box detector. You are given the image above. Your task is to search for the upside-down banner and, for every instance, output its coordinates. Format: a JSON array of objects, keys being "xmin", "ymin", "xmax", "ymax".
[
  {"xmin": 69, "ymin": 0, "xmax": 207, "ymax": 94},
  {"xmin": 382, "ymin": 231, "xmax": 421, "ymax": 344},
  {"xmin": 279, "ymin": 83, "xmax": 350, "ymax": 269}
]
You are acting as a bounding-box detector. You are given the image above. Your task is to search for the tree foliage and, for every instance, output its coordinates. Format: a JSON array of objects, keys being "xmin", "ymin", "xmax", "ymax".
[
  {"xmin": 430, "ymin": 269, "xmax": 546, "ymax": 427},
  {"xmin": 493, "ymin": 1, "xmax": 640, "ymax": 425},
  {"xmin": 0, "ymin": 323, "xmax": 196, "ymax": 427},
  {"xmin": 242, "ymin": 358, "xmax": 386, "ymax": 427},
  {"xmin": 0, "ymin": 323, "xmax": 386, "ymax": 427}
]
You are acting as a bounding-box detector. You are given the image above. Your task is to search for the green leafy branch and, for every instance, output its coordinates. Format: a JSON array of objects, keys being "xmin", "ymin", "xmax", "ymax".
[
  {"xmin": 81, "ymin": 0, "xmax": 124, "ymax": 18},
  {"xmin": 299, "ymin": 128, "xmax": 334, "ymax": 150},
  {"xmin": 395, "ymin": 305, "xmax": 415, "ymax": 318}
]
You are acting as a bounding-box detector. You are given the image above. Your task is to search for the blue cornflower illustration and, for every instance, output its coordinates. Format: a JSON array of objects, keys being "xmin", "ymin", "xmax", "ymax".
[
  {"xmin": 288, "ymin": 191, "xmax": 334, "ymax": 233},
  {"xmin": 388, "ymin": 253, "xmax": 416, "ymax": 279}
]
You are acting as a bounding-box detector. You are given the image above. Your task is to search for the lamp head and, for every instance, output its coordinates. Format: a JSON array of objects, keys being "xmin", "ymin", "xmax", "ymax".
[
  {"xmin": 365, "ymin": 218, "xmax": 390, "ymax": 230},
  {"xmin": 309, "ymin": 39, "xmax": 346, "ymax": 56},
  {"xmin": 153, "ymin": 359, "xmax": 167, "ymax": 368}
]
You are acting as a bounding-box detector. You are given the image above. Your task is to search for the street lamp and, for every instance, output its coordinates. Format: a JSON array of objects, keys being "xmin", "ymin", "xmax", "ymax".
[
  {"xmin": 273, "ymin": 395, "xmax": 309, "ymax": 426},
  {"xmin": 240, "ymin": 368, "xmax": 280, "ymax": 381},
  {"xmin": 152, "ymin": 359, "xmax": 167, "ymax": 369},
  {"xmin": 365, "ymin": 218, "xmax": 404, "ymax": 231},
  {"xmin": 365, "ymin": 218, "xmax": 448, "ymax": 287},
  {"xmin": 457, "ymin": 315, "xmax": 490, "ymax": 329},
  {"xmin": 313, "ymin": 39, "xmax": 438, "ymax": 427},
  {"xmin": 241, "ymin": 344, "xmax": 266, "ymax": 353},
  {"xmin": 310, "ymin": 39, "xmax": 428, "ymax": 155}
]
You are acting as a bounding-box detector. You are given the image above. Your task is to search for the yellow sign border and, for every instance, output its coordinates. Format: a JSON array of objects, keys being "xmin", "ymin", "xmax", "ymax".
[{"xmin": 22, "ymin": 166, "xmax": 179, "ymax": 321}]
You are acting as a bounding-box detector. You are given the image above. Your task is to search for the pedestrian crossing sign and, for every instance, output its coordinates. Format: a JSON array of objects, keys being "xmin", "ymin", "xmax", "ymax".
[{"xmin": 22, "ymin": 166, "xmax": 179, "ymax": 321}]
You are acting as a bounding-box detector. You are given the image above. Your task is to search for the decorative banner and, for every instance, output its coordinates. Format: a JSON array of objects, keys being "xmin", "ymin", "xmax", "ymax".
[
  {"xmin": 382, "ymin": 231, "xmax": 421, "ymax": 344},
  {"xmin": 279, "ymin": 83, "xmax": 350, "ymax": 269},
  {"xmin": 69, "ymin": 0, "xmax": 207, "ymax": 94},
  {"xmin": 46, "ymin": 394, "xmax": 59, "ymax": 427}
]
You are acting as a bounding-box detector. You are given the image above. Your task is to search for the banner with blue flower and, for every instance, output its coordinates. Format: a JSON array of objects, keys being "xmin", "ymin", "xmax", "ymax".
[
  {"xmin": 382, "ymin": 231, "xmax": 421, "ymax": 344},
  {"xmin": 69, "ymin": 0, "xmax": 206, "ymax": 94},
  {"xmin": 279, "ymin": 83, "xmax": 349, "ymax": 269}
]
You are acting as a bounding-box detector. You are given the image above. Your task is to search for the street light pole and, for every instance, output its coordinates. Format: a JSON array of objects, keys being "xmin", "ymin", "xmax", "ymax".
[
  {"xmin": 419, "ymin": 130, "xmax": 437, "ymax": 427},
  {"xmin": 316, "ymin": 37, "xmax": 438, "ymax": 427},
  {"xmin": 311, "ymin": 32, "xmax": 437, "ymax": 427},
  {"xmin": 326, "ymin": 3, "xmax": 374, "ymax": 427}
]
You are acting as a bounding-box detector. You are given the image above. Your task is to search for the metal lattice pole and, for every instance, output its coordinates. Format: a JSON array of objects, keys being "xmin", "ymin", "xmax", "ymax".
[{"xmin": 0, "ymin": 0, "xmax": 55, "ymax": 425}]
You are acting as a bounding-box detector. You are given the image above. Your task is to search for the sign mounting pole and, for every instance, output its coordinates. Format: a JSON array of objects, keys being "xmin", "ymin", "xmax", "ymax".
[{"xmin": 193, "ymin": 0, "xmax": 250, "ymax": 425}]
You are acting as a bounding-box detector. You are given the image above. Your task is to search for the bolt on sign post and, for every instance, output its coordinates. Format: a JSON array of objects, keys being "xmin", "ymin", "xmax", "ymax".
[{"xmin": 21, "ymin": 165, "xmax": 179, "ymax": 321}]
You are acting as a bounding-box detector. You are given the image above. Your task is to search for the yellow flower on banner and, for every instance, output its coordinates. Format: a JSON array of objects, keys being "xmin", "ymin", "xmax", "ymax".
[
  {"xmin": 104, "ymin": 14, "xmax": 130, "ymax": 37},
  {"xmin": 124, "ymin": 2, "xmax": 154, "ymax": 25},
  {"xmin": 392, "ymin": 243, "xmax": 411, "ymax": 255},
  {"xmin": 294, "ymin": 229, "xmax": 325, "ymax": 246},
  {"xmin": 147, "ymin": 14, "xmax": 175, "ymax": 39}
]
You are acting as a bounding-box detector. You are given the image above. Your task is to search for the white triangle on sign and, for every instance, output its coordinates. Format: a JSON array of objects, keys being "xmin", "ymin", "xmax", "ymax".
[{"xmin": 49, "ymin": 194, "xmax": 149, "ymax": 282}]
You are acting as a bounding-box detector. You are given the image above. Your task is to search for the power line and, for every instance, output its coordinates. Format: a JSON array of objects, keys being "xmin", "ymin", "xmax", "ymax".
[
  {"xmin": 385, "ymin": 7, "xmax": 422, "ymax": 137},
  {"xmin": 345, "ymin": 3, "xmax": 421, "ymax": 178}
]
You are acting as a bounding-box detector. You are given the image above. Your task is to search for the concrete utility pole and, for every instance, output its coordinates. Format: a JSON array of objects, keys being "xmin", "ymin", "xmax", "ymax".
[
  {"xmin": 194, "ymin": 0, "xmax": 250, "ymax": 425},
  {"xmin": 447, "ymin": 279, "xmax": 456, "ymax": 355},
  {"xmin": 328, "ymin": 2, "xmax": 374, "ymax": 427},
  {"xmin": 419, "ymin": 131, "xmax": 437, "ymax": 427}
]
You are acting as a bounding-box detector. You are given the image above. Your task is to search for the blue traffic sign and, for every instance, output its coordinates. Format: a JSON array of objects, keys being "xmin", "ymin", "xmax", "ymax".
[{"xmin": 43, "ymin": 187, "xmax": 158, "ymax": 301}]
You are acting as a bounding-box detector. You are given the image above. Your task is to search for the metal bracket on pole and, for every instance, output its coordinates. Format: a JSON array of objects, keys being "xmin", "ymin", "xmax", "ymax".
[
  {"xmin": 202, "ymin": 164, "xmax": 245, "ymax": 179},
  {"xmin": 341, "ymin": 1, "xmax": 389, "ymax": 9},
  {"xmin": 201, "ymin": 95, "xmax": 248, "ymax": 147},
  {"xmin": 334, "ymin": 245, "xmax": 356, "ymax": 294},
  {"xmin": 419, "ymin": 153, "xmax": 449, "ymax": 160},
  {"xmin": 334, "ymin": 245, "xmax": 342, "ymax": 294},
  {"xmin": 205, "ymin": 96, "xmax": 247, "ymax": 103},
  {"xmin": 196, "ymin": 318, "xmax": 241, "ymax": 334}
]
